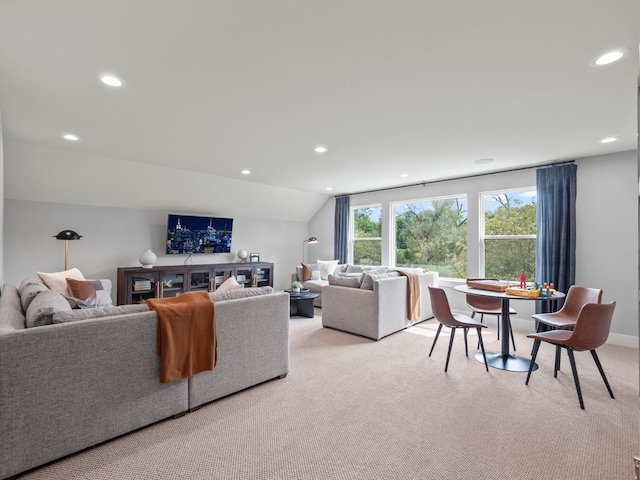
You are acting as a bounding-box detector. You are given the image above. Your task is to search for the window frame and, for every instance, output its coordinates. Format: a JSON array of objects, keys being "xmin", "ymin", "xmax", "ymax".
[
  {"xmin": 390, "ymin": 193, "xmax": 468, "ymax": 279},
  {"xmin": 349, "ymin": 203, "xmax": 383, "ymax": 265},
  {"xmin": 479, "ymin": 187, "xmax": 537, "ymax": 278}
]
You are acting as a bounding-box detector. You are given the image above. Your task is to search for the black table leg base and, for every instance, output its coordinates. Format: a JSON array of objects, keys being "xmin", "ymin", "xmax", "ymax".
[{"xmin": 475, "ymin": 351, "xmax": 538, "ymax": 372}]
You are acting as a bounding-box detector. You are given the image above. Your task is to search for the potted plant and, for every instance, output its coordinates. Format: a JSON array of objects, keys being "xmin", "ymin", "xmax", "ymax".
[{"xmin": 291, "ymin": 281, "xmax": 303, "ymax": 293}]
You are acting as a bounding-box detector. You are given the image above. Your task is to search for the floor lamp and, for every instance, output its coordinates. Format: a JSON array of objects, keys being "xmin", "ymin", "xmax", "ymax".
[
  {"xmin": 302, "ymin": 237, "xmax": 318, "ymax": 264},
  {"xmin": 53, "ymin": 230, "xmax": 82, "ymax": 271}
]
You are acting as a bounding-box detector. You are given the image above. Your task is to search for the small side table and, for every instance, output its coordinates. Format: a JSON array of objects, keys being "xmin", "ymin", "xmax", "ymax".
[{"xmin": 285, "ymin": 290, "xmax": 319, "ymax": 318}]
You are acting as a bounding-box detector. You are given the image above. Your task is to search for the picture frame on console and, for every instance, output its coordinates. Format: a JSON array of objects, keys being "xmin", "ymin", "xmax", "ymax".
[{"xmin": 250, "ymin": 253, "xmax": 260, "ymax": 263}]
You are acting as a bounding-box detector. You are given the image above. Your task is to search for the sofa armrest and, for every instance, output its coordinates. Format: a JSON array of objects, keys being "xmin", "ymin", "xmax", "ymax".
[
  {"xmin": 0, "ymin": 313, "xmax": 188, "ymax": 478},
  {"xmin": 188, "ymin": 292, "xmax": 290, "ymax": 409},
  {"xmin": 321, "ymin": 285, "xmax": 378, "ymax": 338}
]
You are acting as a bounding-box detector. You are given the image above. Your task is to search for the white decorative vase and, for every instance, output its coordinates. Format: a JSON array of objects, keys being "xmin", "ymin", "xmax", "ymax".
[
  {"xmin": 292, "ymin": 287, "xmax": 300, "ymax": 293},
  {"xmin": 139, "ymin": 250, "xmax": 157, "ymax": 269}
]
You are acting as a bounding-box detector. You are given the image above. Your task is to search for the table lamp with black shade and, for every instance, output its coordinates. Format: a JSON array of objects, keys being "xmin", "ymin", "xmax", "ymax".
[{"xmin": 53, "ymin": 230, "xmax": 82, "ymax": 271}]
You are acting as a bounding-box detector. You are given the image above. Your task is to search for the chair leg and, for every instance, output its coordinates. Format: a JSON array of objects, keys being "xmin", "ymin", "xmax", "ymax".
[
  {"xmin": 429, "ymin": 324, "xmax": 443, "ymax": 357},
  {"xmin": 445, "ymin": 327, "xmax": 456, "ymax": 372},
  {"xmin": 476, "ymin": 327, "xmax": 488, "ymax": 372},
  {"xmin": 590, "ymin": 350, "xmax": 615, "ymax": 399},
  {"xmin": 475, "ymin": 314, "xmax": 483, "ymax": 350},
  {"xmin": 495, "ymin": 314, "xmax": 500, "ymax": 340},
  {"xmin": 554, "ymin": 345, "xmax": 561, "ymax": 377},
  {"xmin": 566, "ymin": 348, "xmax": 585, "ymax": 410},
  {"xmin": 526, "ymin": 339, "xmax": 540, "ymax": 385},
  {"xmin": 463, "ymin": 327, "xmax": 469, "ymax": 357}
]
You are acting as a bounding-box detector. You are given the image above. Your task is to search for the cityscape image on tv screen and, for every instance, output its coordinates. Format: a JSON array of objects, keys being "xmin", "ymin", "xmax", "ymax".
[{"xmin": 166, "ymin": 214, "xmax": 233, "ymax": 254}]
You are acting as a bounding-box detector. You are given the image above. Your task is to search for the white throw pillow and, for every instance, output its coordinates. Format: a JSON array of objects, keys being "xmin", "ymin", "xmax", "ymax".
[
  {"xmin": 217, "ymin": 276, "xmax": 244, "ymax": 292},
  {"xmin": 317, "ymin": 260, "xmax": 339, "ymax": 280},
  {"xmin": 37, "ymin": 268, "xmax": 85, "ymax": 296}
]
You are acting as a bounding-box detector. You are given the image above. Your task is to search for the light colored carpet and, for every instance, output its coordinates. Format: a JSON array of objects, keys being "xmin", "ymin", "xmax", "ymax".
[{"xmin": 18, "ymin": 313, "xmax": 639, "ymax": 480}]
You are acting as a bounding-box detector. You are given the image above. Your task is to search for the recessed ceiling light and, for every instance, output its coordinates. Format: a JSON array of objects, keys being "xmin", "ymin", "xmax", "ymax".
[
  {"xmin": 314, "ymin": 146, "xmax": 328, "ymax": 153},
  {"xmin": 63, "ymin": 134, "xmax": 79, "ymax": 141},
  {"xmin": 600, "ymin": 137, "xmax": 618, "ymax": 144},
  {"xmin": 325, "ymin": 187, "xmax": 333, "ymax": 191},
  {"xmin": 241, "ymin": 169, "xmax": 251, "ymax": 174},
  {"xmin": 98, "ymin": 74, "xmax": 124, "ymax": 87},
  {"xmin": 474, "ymin": 158, "xmax": 495, "ymax": 165},
  {"xmin": 589, "ymin": 48, "xmax": 631, "ymax": 67},
  {"xmin": 400, "ymin": 173, "xmax": 409, "ymax": 178}
]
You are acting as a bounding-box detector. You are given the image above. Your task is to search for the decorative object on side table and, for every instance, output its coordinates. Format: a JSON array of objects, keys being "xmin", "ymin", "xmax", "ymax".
[
  {"xmin": 53, "ymin": 229, "xmax": 82, "ymax": 271},
  {"xmin": 237, "ymin": 249, "xmax": 248, "ymax": 263},
  {"xmin": 249, "ymin": 253, "xmax": 260, "ymax": 263},
  {"xmin": 138, "ymin": 249, "xmax": 157, "ymax": 269},
  {"xmin": 291, "ymin": 281, "xmax": 303, "ymax": 294}
]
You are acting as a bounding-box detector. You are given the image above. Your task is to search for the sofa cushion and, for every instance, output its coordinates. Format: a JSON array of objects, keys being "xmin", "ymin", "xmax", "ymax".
[
  {"xmin": 26, "ymin": 290, "xmax": 73, "ymax": 327},
  {"xmin": 301, "ymin": 279, "xmax": 325, "ymax": 294},
  {"xmin": 20, "ymin": 281, "xmax": 49, "ymax": 312},
  {"xmin": 37, "ymin": 268, "xmax": 85, "ymax": 296},
  {"xmin": 0, "ymin": 283, "xmax": 26, "ymax": 332},
  {"xmin": 360, "ymin": 270, "xmax": 400, "ymax": 290},
  {"xmin": 66, "ymin": 278, "xmax": 113, "ymax": 308},
  {"xmin": 328, "ymin": 274, "xmax": 361, "ymax": 288},
  {"xmin": 52, "ymin": 303, "xmax": 150, "ymax": 323},
  {"xmin": 18, "ymin": 277, "xmax": 46, "ymax": 296},
  {"xmin": 212, "ymin": 286, "xmax": 273, "ymax": 302},
  {"xmin": 345, "ymin": 264, "xmax": 384, "ymax": 274},
  {"xmin": 317, "ymin": 260, "xmax": 339, "ymax": 280}
]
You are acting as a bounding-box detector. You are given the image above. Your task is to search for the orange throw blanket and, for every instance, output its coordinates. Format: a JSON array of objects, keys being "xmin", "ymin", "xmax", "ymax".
[
  {"xmin": 146, "ymin": 291, "xmax": 217, "ymax": 383},
  {"xmin": 394, "ymin": 269, "xmax": 421, "ymax": 320}
]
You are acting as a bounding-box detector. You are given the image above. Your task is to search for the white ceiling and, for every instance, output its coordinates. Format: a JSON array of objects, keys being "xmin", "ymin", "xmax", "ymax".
[{"xmin": 0, "ymin": 0, "xmax": 637, "ymax": 197}]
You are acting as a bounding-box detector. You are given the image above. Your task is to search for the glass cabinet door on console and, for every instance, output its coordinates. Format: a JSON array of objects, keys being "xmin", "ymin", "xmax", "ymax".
[
  {"xmin": 117, "ymin": 267, "xmax": 187, "ymax": 305},
  {"xmin": 235, "ymin": 266, "xmax": 254, "ymax": 288},
  {"xmin": 160, "ymin": 273, "xmax": 184, "ymax": 298},
  {"xmin": 189, "ymin": 269, "xmax": 212, "ymax": 292},
  {"xmin": 117, "ymin": 263, "xmax": 274, "ymax": 305},
  {"xmin": 254, "ymin": 265, "xmax": 271, "ymax": 287},
  {"xmin": 129, "ymin": 271, "xmax": 160, "ymax": 304},
  {"xmin": 189, "ymin": 267, "xmax": 233, "ymax": 292},
  {"xmin": 212, "ymin": 267, "xmax": 233, "ymax": 291}
]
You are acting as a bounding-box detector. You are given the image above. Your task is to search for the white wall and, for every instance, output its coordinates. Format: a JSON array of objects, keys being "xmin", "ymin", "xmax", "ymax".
[
  {"xmin": 0, "ymin": 109, "xmax": 3, "ymax": 285},
  {"xmin": 4, "ymin": 140, "xmax": 329, "ymax": 224},
  {"xmin": 4, "ymin": 200, "xmax": 309, "ymax": 295},
  {"xmin": 575, "ymin": 151, "xmax": 638, "ymax": 338},
  {"xmin": 309, "ymin": 151, "xmax": 638, "ymax": 345}
]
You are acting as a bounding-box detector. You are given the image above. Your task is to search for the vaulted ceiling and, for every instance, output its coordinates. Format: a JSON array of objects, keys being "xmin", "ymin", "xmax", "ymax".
[{"xmin": 0, "ymin": 0, "xmax": 637, "ymax": 201}]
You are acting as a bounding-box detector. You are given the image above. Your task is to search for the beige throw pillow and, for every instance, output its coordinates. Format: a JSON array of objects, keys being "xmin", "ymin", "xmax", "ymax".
[
  {"xmin": 317, "ymin": 260, "xmax": 339, "ymax": 280},
  {"xmin": 37, "ymin": 268, "xmax": 85, "ymax": 296}
]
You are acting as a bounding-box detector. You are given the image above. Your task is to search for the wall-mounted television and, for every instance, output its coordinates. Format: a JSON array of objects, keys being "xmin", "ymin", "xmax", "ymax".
[{"xmin": 166, "ymin": 214, "xmax": 233, "ymax": 254}]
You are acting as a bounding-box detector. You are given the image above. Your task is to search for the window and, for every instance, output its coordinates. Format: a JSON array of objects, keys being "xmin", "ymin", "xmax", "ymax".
[
  {"xmin": 393, "ymin": 196, "xmax": 467, "ymax": 278},
  {"xmin": 482, "ymin": 189, "xmax": 536, "ymax": 281},
  {"xmin": 351, "ymin": 205, "xmax": 382, "ymax": 265}
]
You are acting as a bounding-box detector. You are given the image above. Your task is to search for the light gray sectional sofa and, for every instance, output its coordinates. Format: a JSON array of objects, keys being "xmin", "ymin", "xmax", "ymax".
[
  {"xmin": 293, "ymin": 263, "xmax": 381, "ymax": 307},
  {"xmin": 321, "ymin": 269, "xmax": 439, "ymax": 340},
  {"xmin": 0, "ymin": 280, "xmax": 289, "ymax": 480}
]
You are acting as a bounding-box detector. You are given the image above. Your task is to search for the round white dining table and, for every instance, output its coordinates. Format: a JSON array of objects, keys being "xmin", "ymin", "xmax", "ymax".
[{"xmin": 453, "ymin": 284, "xmax": 565, "ymax": 372}]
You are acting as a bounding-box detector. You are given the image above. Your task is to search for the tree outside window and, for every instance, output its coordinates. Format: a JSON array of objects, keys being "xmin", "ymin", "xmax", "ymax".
[
  {"xmin": 352, "ymin": 206, "xmax": 382, "ymax": 265},
  {"xmin": 394, "ymin": 196, "xmax": 467, "ymax": 278},
  {"xmin": 482, "ymin": 190, "xmax": 536, "ymax": 281}
]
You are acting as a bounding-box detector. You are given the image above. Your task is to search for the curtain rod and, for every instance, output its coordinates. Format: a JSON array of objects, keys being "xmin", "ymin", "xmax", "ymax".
[{"xmin": 336, "ymin": 159, "xmax": 575, "ymax": 197}]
